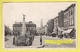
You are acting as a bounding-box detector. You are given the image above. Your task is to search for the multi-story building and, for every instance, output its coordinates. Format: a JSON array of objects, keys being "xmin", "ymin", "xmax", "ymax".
[
  {"xmin": 54, "ymin": 16, "xmax": 58, "ymax": 31},
  {"xmin": 13, "ymin": 21, "xmax": 36, "ymax": 35},
  {"xmin": 45, "ymin": 4, "xmax": 76, "ymax": 38},
  {"xmin": 63, "ymin": 4, "xmax": 76, "ymax": 38},
  {"xmin": 64, "ymin": 4, "xmax": 75, "ymax": 29},
  {"xmin": 58, "ymin": 11, "xmax": 64, "ymax": 28}
]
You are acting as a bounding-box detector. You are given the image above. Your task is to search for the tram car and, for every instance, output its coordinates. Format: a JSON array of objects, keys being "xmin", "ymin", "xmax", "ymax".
[{"xmin": 13, "ymin": 21, "xmax": 36, "ymax": 46}]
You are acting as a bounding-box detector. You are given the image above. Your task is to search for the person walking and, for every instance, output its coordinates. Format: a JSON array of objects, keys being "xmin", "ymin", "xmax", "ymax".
[{"xmin": 40, "ymin": 33, "xmax": 42, "ymax": 45}]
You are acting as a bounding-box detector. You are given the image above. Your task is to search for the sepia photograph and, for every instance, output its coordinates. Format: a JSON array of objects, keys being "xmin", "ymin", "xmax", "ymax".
[{"xmin": 2, "ymin": 2, "xmax": 77, "ymax": 49}]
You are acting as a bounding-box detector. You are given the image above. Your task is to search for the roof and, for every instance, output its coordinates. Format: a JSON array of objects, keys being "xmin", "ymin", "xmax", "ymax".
[
  {"xmin": 53, "ymin": 16, "xmax": 59, "ymax": 20},
  {"xmin": 64, "ymin": 4, "xmax": 76, "ymax": 12},
  {"xmin": 13, "ymin": 22, "xmax": 36, "ymax": 27}
]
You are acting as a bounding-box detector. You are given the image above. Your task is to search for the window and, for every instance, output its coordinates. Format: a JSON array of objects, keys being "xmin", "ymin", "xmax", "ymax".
[
  {"xmin": 71, "ymin": 18, "xmax": 72, "ymax": 25},
  {"xmin": 69, "ymin": 19, "xmax": 70, "ymax": 25},
  {"xmin": 69, "ymin": 11, "xmax": 70, "ymax": 16},
  {"xmin": 26, "ymin": 28, "xmax": 28, "ymax": 32},
  {"xmin": 64, "ymin": 15, "xmax": 66, "ymax": 20},
  {"xmin": 64, "ymin": 22, "xmax": 67, "ymax": 28},
  {"xmin": 70, "ymin": 18, "xmax": 71, "ymax": 25},
  {"xmin": 71, "ymin": 18, "xmax": 74, "ymax": 25},
  {"xmin": 71, "ymin": 10, "xmax": 73, "ymax": 15},
  {"xmin": 66, "ymin": 13, "xmax": 68, "ymax": 19},
  {"xmin": 67, "ymin": 21, "xmax": 69, "ymax": 27}
]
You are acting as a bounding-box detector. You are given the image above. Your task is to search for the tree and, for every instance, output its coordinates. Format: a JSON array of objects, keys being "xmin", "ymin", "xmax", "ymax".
[{"xmin": 47, "ymin": 19, "xmax": 54, "ymax": 33}]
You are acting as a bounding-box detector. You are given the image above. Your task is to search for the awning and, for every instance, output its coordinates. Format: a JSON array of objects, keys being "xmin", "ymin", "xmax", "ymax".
[
  {"xmin": 52, "ymin": 32, "xmax": 56, "ymax": 34},
  {"xmin": 62, "ymin": 28, "xmax": 73, "ymax": 34}
]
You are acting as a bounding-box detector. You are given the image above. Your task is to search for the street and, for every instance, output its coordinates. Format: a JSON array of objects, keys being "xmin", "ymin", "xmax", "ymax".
[
  {"xmin": 42, "ymin": 35, "xmax": 76, "ymax": 48},
  {"xmin": 5, "ymin": 35, "xmax": 76, "ymax": 48}
]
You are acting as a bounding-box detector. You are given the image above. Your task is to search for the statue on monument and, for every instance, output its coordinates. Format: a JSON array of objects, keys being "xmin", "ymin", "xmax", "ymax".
[
  {"xmin": 21, "ymin": 13, "xmax": 26, "ymax": 36},
  {"xmin": 22, "ymin": 13, "xmax": 26, "ymax": 21}
]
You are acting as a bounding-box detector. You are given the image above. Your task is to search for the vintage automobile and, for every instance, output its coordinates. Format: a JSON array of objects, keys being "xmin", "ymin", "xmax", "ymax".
[{"xmin": 51, "ymin": 32, "xmax": 56, "ymax": 37}]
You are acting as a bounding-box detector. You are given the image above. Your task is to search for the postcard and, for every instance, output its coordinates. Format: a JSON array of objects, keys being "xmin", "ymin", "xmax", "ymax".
[{"xmin": 2, "ymin": 2, "xmax": 77, "ymax": 50}]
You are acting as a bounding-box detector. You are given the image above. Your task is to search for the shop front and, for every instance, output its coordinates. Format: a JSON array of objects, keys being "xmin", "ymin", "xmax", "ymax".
[{"xmin": 62, "ymin": 28, "xmax": 75, "ymax": 39}]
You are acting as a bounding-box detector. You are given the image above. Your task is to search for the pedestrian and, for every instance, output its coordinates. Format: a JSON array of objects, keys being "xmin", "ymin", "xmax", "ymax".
[{"xmin": 40, "ymin": 34, "xmax": 42, "ymax": 45}]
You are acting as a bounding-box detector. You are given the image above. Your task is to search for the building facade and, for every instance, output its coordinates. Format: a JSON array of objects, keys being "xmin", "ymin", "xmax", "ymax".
[
  {"xmin": 63, "ymin": 4, "xmax": 76, "ymax": 38},
  {"xmin": 58, "ymin": 11, "xmax": 64, "ymax": 28},
  {"xmin": 54, "ymin": 16, "xmax": 58, "ymax": 31},
  {"xmin": 51, "ymin": 4, "xmax": 76, "ymax": 38},
  {"xmin": 13, "ymin": 21, "xmax": 36, "ymax": 35},
  {"xmin": 63, "ymin": 4, "xmax": 75, "ymax": 29}
]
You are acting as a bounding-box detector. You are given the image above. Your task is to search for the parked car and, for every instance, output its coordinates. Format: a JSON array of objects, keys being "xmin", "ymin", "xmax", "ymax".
[{"xmin": 51, "ymin": 32, "xmax": 56, "ymax": 37}]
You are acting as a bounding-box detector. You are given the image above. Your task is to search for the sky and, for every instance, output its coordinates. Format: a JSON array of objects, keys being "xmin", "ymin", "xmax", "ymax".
[{"xmin": 2, "ymin": 2, "xmax": 76, "ymax": 30}]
